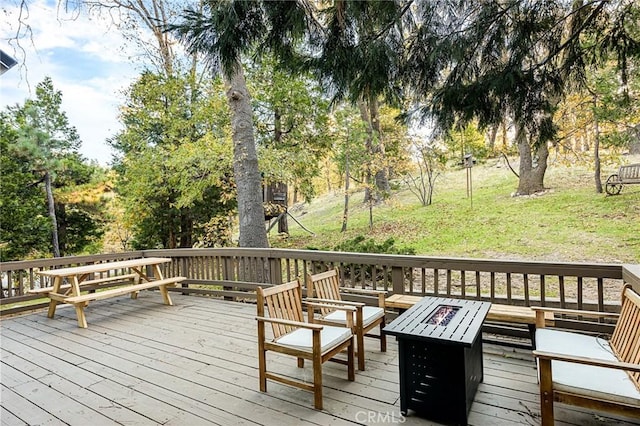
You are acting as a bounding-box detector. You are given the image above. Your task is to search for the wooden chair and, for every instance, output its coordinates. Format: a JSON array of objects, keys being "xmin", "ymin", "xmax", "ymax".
[
  {"xmin": 256, "ymin": 279, "xmax": 355, "ymax": 410},
  {"xmin": 532, "ymin": 285, "xmax": 640, "ymax": 424},
  {"xmin": 306, "ymin": 268, "xmax": 386, "ymax": 371}
]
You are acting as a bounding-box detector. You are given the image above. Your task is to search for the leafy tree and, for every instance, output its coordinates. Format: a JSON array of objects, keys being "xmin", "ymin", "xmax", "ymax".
[
  {"xmin": 556, "ymin": 56, "xmax": 640, "ymax": 192},
  {"xmin": 0, "ymin": 117, "xmax": 50, "ymax": 260},
  {"xmin": 249, "ymin": 56, "xmax": 331, "ymax": 205},
  {"xmin": 402, "ymin": 137, "xmax": 446, "ymax": 207},
  {"xmin": 10, "ymin": 77, "xmax": 82, "ymax": 257},
  {"xmin": 328, "ymin": 105, "xmax": 369, "ymax": 232},
  {"xmin": 308, "ymin": 1, "xmax": 408, "ymax": 203},
  {"xmin": 82, "ymin": 0, "xmax": 180, "ymax": 77},
  {"xmin": 406, "ymin": 0, "xmax": 640, "ymax": 195},
  {"xmin": 1, "ymin": 78, "xmax": 105, "ymax": 259},
  {"xmin": 444, "ymin": 123, "xmax": 488, "ymax": 164},
  {"xmin": 54, "ymin": 155, "xmax": 107, "ymax": 254},
  {"xmin": 172, "ymin": 2, "xmax": 307, "ymax": 248},
  {"xmin": 111, "ymin": 71, "xmax": 235, "ymax": 249}
]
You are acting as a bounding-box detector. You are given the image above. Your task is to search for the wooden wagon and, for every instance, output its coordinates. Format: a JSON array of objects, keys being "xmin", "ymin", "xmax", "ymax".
[{"xmin": 606, "ymin": 163, "xmax": 640, "ymax": 195}]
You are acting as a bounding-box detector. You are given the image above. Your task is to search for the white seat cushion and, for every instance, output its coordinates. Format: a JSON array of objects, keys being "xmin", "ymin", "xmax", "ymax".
[
  {"xmin": 536, "ymin": 328, "xmax": 640, "ymax": 406},
  {"xmin": 275, "ymin": 325, "xmax": 352, "ymax": 353},
  {"xmin": 324, "ymin": 306, "xmax": 384, "ymax": 327}
]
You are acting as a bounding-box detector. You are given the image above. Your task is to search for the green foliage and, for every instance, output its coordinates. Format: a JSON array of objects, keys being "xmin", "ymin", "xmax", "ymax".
[
  {"xmin": 111, "ymin": 71, "xmax": 236, "ymax": 249},
  {"xmin": 0, "ymin": 77, "xmax": 104, "ymax": 259},
  {"xmin": 248, "ymin": 56, "xmax": 332, "ymax": 203},
  {"xmin": 0, "ymin": 117, "xmax": 50, "ymax": 260},
  {"xmin": 332, "ymin": 235, "xmax": 416, "ymax": 256},
  {"xmin": 330, "ymin": 105, "xmax": 369, "ymax": 180},
  {"xmin": 444, "ymin": 123, "xmax": 489, "ymax": 162},
  {"xmin": 196, "ymin": 215, "xmax": 234, "ymax": 248}
]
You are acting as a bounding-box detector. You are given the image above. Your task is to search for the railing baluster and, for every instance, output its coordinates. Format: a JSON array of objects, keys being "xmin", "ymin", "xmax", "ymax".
[
  {"xmin": 490, "ymin": 272, "xmax": 495, "ymax": 302},
  {"xmin": 577, "ymin": 277, "xmax": 583, "ymax": 310},
  {"xmin": 597, "ymin": 278, "xmax": 604, "ymax": 313},
  {"xmin": 434, "ymin": 269, "xmax": 439, "ymax": 295}
]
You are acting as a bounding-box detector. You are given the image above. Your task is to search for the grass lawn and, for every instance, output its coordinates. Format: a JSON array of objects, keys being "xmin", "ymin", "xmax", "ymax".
[{"xmin": 275, "ymin": 156, "xmax": 640, "ymax": 264}]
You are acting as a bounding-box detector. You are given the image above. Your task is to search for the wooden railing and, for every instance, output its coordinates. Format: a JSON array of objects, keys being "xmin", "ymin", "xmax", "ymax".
[{"xmin": 3, "ymin": 248, "xmax": 637, "ymax": 318}]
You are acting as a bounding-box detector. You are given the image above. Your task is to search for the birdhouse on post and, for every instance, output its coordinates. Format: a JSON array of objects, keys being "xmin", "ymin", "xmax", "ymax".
[{"xmin": 263, "ymin": 182, "xmax": 288, "ymax": 233}]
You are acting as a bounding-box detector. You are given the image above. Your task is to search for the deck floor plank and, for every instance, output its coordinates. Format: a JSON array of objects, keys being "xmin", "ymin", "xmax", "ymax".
[{"xmin": 2, "ymin": 294, "xmax": 639, "ymax": 426}]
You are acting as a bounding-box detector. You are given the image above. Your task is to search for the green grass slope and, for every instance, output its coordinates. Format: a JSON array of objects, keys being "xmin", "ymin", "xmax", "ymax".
[{"xmin": 276, "ymin": 157, "xmax": 640, "ymax": 264}]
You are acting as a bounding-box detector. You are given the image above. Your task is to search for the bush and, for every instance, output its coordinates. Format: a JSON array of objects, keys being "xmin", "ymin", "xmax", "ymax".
[
  {"xmin": 332, "ymin": 236, "xmax": 415, "ymax": 283},
  {"xmin": 333, "ymin": 235, "xmax": 415, "ymax": 255}
]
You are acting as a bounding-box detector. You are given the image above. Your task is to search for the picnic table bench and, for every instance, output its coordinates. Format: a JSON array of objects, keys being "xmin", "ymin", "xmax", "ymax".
[
  {"xmin": 606, "ymin": 163, "xmax": 640, "ymax": 195},
  {"xmin": 385, "ymin": 293, "xmax": 554, "ymax": 346},
  {"xmin": 34, "ymin": 257, "xmax": 185, "ymax": 328}
]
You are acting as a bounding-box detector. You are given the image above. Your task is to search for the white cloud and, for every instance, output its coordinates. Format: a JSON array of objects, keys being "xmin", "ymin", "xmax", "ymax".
[{"xmin": 1, "ymin": 0, "xmax": 147, "ymax": 166}]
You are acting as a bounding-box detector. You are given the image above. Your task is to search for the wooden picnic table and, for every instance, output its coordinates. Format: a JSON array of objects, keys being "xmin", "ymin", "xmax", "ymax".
[{"xmin": 35, "ymin": 257, "xmax": 185, "ymax": 328}]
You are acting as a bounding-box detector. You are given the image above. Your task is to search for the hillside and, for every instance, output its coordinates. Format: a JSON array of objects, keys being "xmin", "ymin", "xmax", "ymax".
[{"xmin": 275, "ymin": 156, "xmax": 640, "ymax": 264}]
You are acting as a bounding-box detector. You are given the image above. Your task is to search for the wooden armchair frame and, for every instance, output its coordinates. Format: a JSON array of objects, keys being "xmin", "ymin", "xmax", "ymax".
[
  {"xmin": 306, "ymin": 268, "xmax": 386, "ymax": 371},
  {"xmin": 256, "ymin": 280, "xmax": 355, "ymax": 410},
  {"xmin": 532, "ymin": 285, "xmax": 640, "ymax": 425}
]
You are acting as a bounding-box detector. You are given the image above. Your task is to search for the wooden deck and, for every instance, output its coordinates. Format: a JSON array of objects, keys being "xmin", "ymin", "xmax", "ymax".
[{"xmin": 1, "ymin": 293, "xmax": 638, "ymax": 426}]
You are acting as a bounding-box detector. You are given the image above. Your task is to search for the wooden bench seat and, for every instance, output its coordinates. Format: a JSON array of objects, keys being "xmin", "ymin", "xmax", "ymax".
[
  {"xmin": 385, "ymin": 293, "xmax": 554, "ymax": 346},
  {"xmin": 606, "ymin": 163, "xmax": 640, "ymax": 195},
  {"xmin": 63, "ymin": 277, "xmax": 186, "ymax": 304},
  {"xmin": 532, "ymin": 285, "xmax": 640, "ymax": 424},
  {"xmin": 29, "ymin": 273, "xmax": 138, "ymax": 295},
  {"xmin": 386, "ymin": 293, "xmax": 554, "ymax": 325}
]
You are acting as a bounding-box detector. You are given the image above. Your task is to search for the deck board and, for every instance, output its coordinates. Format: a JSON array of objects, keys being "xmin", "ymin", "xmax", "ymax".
[{"xmin": 1, "ymin": 293, "xmax": 638, "ymax": 425}]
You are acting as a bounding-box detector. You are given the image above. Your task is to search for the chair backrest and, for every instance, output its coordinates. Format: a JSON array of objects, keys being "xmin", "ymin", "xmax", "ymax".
[
  {"xmin": 306, "ymin": 268, "xmax": 342, "ymax": 316},
  {"xmin": 257, "ymin": 280, "xmax": 304, "ymax": 339},
  {"xmin": 610, "ymin": 285, "xmax": 640, "ymax": 390}
]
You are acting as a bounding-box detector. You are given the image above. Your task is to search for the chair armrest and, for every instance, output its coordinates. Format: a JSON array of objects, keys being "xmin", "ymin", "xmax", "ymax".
[
  {"xmin": 304, "ymin": 300, "xmax": 357, "ymax": 311},
  {"xmin": 340, "ymin": 288, "xmax": 387, "ymax": 307},
  {"xmin": 341, "ymin": 287, "xmax": 388, "ymax": 296},
  {"xmin": 303, "ymin": 302, "xmax": 355, "ymax": 328},
  {"xmin": 533, "ymin": 350, "xmax": 640, "ymax": 373},
  {"xmin": 531, "ymin": 306, "xmax": 620, "ymax": 319},
  {"xmin": 531, "ymin": 306, "xmax": 619, "ymax": 327},
  {"xmin": 255, "ymin": 316, "xmax": 323, "ymax": 330},
  {"xmin": 305, "ymin": 297, "xmax": 365, "ymax": 307}
]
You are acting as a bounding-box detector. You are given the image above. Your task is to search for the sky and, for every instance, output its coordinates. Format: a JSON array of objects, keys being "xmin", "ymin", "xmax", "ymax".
[{"xmin": 1, "ymin": 0, "xmax": 146, "ymax": 166}]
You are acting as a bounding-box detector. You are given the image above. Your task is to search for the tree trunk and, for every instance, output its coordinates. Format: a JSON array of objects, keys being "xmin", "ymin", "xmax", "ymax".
[
  {"xmin": 224, "ymin": 61, "xmax": 269, "ymax": 248},
  {"xmin": 369, "ymin": 98, "xmax": 390, "ymax": 201},
  {"xmin": 501, "ymin": 120, "xmax": 509, "ymax": 151},
  {"xmin": 358, "ymin": 99, "xmax": 374, "ymax": 204},
  {"xmin": 593, "ymin": 96, "xmax": 603, "ymax": 193},
  {"xmin": 44, "ymin": 172, "xmax": 60, "ymax": 257},
  {"xmin": 56, "ymin": 202, "xmax": 66, "ymax": 257},
  {"xmin": 180, "ymin": 211, "xmax": 193, "ymax": 247},
  {"xmin": 341, "ymin": 140, "xmax": 350, "ymax": 233},
  {"xmin": 515, "ymin": 121, "xmax": 547, "ymax": 195},
  {"xmin": 487, "ymin": 125, "xmax": 498, "ymax": 153},
  {"xmin": 629, "ymin": 124, "xmax": 640, "ymax": 155}
]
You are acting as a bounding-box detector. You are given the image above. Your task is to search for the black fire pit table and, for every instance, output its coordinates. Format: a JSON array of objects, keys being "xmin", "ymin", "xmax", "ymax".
[{"xmin": 383, "ymin": 296, "xmax": 491, "ymax": 425}]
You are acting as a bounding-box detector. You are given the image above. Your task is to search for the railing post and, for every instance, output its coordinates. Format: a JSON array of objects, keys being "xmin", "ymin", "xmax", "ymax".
[
  {"xmin": 269, "ymin": 258, "xmax": 282, "ymax": 284},
  {"xmin": 222, "ymin": 257, "xmax": 235, "ymax": 301},
  {"xmin": 392, "ymin": 266, "xmax": 404, "ymax": 295},
  {"xmin": 181, "ymin": 257, "xmax": 189, "ymax": 296}
]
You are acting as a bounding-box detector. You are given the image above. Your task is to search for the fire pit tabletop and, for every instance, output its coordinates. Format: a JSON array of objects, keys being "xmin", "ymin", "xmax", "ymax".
[{"xmin": 383, "ymin": 296, "xmax": 491, "ymax": 346}]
